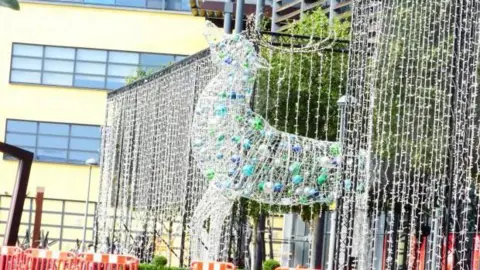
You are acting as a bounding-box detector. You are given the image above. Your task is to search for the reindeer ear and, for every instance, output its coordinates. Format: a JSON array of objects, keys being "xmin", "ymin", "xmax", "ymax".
[{"xmin": 204, "ymin": 20, "xmax": 223, "ymax": 48}]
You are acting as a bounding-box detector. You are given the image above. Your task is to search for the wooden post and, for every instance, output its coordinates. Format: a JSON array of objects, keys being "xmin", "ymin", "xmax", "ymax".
[
  {"xmin": 0, "ymin": 142, "xmax": 33, "ymax": 246},
  {"xmin": 32, "ymin": 187, "xmax": 45, "ymax": 248}
]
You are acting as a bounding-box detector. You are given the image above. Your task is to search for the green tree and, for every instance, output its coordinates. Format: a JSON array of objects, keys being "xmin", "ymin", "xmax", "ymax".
[
  {"xmin": 126, "ymin": 67, "xmax": 156, "ymax": 84},
  {"xmin": 255, "ymin": 8, "xmax": 350, "ymax": 140},
  {"xmin": 0, "ymin": 0, "xmax": 19, "ymax": 10},
  {"xmin": 248, "ymin": 9, "xmax": 350, "ymax": 270}
]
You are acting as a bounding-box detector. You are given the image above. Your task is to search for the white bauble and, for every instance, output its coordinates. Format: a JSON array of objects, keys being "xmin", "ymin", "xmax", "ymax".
[{"xmin": 264, "ymin": 181, "xmax": 274, "ymax": 193}]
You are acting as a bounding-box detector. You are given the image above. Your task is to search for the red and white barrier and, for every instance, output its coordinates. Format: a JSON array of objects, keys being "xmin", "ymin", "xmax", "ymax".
[
  {"xmin": 191, "ymin": 261, "xmax": 236, "ymax": 270},
  {"xmin": 20, "ymin": 248, "xmax": 76, "ymax": 270},
  {"xmin": 0, "ymin": 246, "xmax": 23, "ymax": 270},
  {"xmin": 76, "ymin": 252, "xmax": 139, "ymax": 270}
]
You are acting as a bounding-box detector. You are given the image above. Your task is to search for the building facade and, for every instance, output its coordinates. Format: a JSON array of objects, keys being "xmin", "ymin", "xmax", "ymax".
[{"xmin": 0, "ymin": 0, "xmax": 207, "ymax": 249}]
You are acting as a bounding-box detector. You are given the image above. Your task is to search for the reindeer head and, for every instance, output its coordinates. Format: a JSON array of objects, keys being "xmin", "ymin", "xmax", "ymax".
[{"xmin": 203, "ymin": 21, "xmax": 268, "ymax": 74}]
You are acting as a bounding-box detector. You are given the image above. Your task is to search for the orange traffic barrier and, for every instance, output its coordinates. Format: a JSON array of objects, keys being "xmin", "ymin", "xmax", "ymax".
[
  {"xmin": 76, "ymin": 252, "xmax": 139, "ymax": 270},
  {"xmin": 0, "ymin": 246, "xmax": 23, "ymax": 270},
  {"xmin": 191, "ymin": 261, "xmax": 236, "ymax": 270},
  {"xmin": 20, "ymin": 248, "xmax": 76, "ymax": 270}
]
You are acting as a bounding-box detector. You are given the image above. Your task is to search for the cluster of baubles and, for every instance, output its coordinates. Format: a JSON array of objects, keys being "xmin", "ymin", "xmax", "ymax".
[{"xmin": 193, "ymin": 33, "xmax": 345, "ymax": 205}]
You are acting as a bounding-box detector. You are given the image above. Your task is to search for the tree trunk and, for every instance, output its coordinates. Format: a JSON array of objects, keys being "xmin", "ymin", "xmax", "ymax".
[
  {"xmin": 310, "ymin": 212, "xmax": 325, "ymax": 269},
  {"xmin": 254, "ymin": 214, "xmax": 266, "ymax": 270}
]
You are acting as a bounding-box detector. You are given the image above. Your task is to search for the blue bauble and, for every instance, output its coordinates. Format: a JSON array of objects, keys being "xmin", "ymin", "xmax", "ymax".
[
  {"xmin": 193, "ymin": 139, "xmax": 203, "ymax": 147},
  {"xmin": 292, "ymin": 175, "xmax": 304, "ymax": 184},
  {"xmin": 344, "ymin": 179, "xmax": 352, "ymax": 190},
  {"xmin": 228, "ymin": 169, "xmax": 236, "ymax": 177},
  {"xmin": 332, "ymin": 156, "xmax": 342, "ymax": 166},
  {"xmin": 216, "ymin": 153, "xmax": 224, "ymax": 159},
  {"xmin": 229, "ymin": 92, "xmax": 237, "ymax": 99},
  {"xmin": 224, "ymin": 56, "xmax": 233, "ymax": 64},
  {"xmin": 215, "ymin": 105, "xmax": 228, "ymax": 117},
  {"xmin": 243, "ymin": 139, "xmax": 252, "ymax": 150},
  {"xmin": 292, "ymin": 144, "xmax": 302, "ymax": 153},
  {"xmin": 231, "ymin": 155, "xmax": 241, "ymax": 164},
  {"xmin": 273, "ymin": 183, "xmax": 283, "ymax": 192},
  {"xmin": 307, "ymin": 188, "xmax": 317, "ymax": 197},
  {"xmin": 242, "ymin": 165, "xmax": 255, "ymax": 176}
]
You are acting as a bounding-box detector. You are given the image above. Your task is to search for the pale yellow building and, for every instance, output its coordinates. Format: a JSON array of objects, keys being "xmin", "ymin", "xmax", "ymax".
[{"xmin": 0, "ymin": 0, "xmax": 207, "ymax": 250}]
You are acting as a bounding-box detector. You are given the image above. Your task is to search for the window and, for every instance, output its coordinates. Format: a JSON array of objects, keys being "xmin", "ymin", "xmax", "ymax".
[
  {"xmin": 4, "ymin": 119, "xmax": 101, "ymax": 165},
  {"xmin": 33, "ymin": 0, "xmax": 190, "ymax": 11},
  {"xmin": 10, "ymin": 43, "xmax": 186, "ymax": 90}
]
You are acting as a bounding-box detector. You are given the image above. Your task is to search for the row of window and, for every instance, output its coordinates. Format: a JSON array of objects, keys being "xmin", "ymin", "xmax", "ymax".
[
  {"xmin": 10, "ymin": 43, "xmax": 186, "ymax": 90},
  {"xmin": 4, "ymin": 119, "xmax": 101, "ymax": 165},
  {"xmin": 36, "ymin": 0, "xmax": 190, "ymax": 11}
]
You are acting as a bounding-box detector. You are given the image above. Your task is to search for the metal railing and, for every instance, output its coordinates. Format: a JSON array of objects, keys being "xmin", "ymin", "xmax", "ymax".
[{"xmin": 0, "ymin": 195, "xmax": 96, "ymax": 251}]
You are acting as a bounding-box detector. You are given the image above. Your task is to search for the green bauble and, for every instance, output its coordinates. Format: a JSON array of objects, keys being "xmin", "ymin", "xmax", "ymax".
[
  {"xmin": 299, "ymin": 196, "xmax": 309, "ymax": 204},
  {"xmin": 232, "ymin": 135, "xmax": 241, "ymax": 143},
  {"xmin": 289, "ymin": 162, "xmax": 302, "ymax": 175},
  {"xmin": 218, "ymin": 91, "xmax": 227, "ymax": 98},
  {"xmin": 258, "ymin": 181, "xmax": 265, "ymax": 191},
  {"xmin": 329, "ymin": 143, "xmax": 341, "ymax": 156},
  {"xmin": 205, "ymin": 169, "xmax": 215, "ymax": 181},
  {"xmin": 252, "ymin": 117, "xmax": 264, "ymax": 130},
  {"xmin": 317, "ymin": 174, "xmax": 328, "ymax": 185},
  {"xmin": 235, "ymin": 115, "xmax": 244, "ymax": 122},
  {"xmin": 217, "ymin": 134, "xmax": 225, "ymax": 142}
]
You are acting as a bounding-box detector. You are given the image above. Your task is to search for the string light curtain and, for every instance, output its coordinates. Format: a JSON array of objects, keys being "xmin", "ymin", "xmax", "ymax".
[{"xmin": 336, "ymin": 0, "xmax": 480, "ymax": 269}]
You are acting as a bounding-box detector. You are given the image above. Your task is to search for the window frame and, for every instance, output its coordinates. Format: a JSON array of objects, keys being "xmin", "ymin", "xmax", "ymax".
[
  {"xmin": 4, "ymin": 119, "xmax": 102, "ymax": 166},
  {"xmin": 9, "ymin": 43, "xmax": 187, "ymax": 91},
  {"xmin": 30, "ymin": 0, "xmax": 191, "ymax": 12}
]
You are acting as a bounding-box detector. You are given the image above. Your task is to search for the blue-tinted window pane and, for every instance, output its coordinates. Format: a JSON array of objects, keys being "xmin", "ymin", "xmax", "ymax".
[
  {"xmin": 74, "ymin": 75, "xmax": 105, "ymax": 88},
  {"xmin": 147, "ymin": 0, "xmax": 163, "ymax": 8},
  {"xmin": 176, "ymin": 55, "xmax": 187, "ymax": 61},
  {"xmin": 11, "ymin": 70, "xmax": 41, "ymax": 84},
  {"xmin": 36, "ymin": 148, "xmax": 67, "ymax": 162},
  {"xmin": 145, "ymin": 54, "xmax": 174, "ymax": 67},
  {"xmin": 109, "ymin": 51, "xmax": 139, "ymax": 64},
  {"xmin": 165, "ymin": 0, "xmax": 189, "ymax": 10},
  {"xmin": 76, "ymin": 62, "xmax": 106, "ymax": 75},
  {"xmin": 108, "ymin": 64, "xmax": 137, "ymax": 77},
  {"xmin": 71, "ymin": 125, "xmax": 101, "ymax": 138},
  {"xmin": 85, "ymin": 0, "xmax": 115, "ymax": 4},
  {"xmin": 4, "ymin": 146, "xmax": 35, "ymax": 160},
  {"xmin": 77, "ymin": 49, "xmax": 107, "ymax": 62},
  {"xmin": 69, "ymin": 151, "xmax": 99, "ymax": 164},
  {"xmin": 12, "ymin": 57, "xmax": 42, "ymax": 70},
  {"xmin": 45, "ymin": 47, "xmax": 75, "ymax": 60},
  {"xmin": 38, "ymin": 135, "xmax": 69, "ymax": 149},
  {"xmin": 13, "ymin": 44, "xmax": 43, "ymax": 57},
  {"xmin": 106, "ymin": 77, "xmax": 125, "ymax": 90},
  {"xmin": 116, "ymin": 0, "xmax": 146, "ymax": 7},
  {"xmin": 44, "ymin": 59, "xmax": 74, "ymax": 73},
  {"xmin": 7, "ymin": 120, "xmax": 37, "ymax": 133},
  {"xmin": 140, "ymin": 53, "xmax": 168, "ymax": 66},
  {"xmin": 70, "ymin": 138, "xmax": 100, "ymax": 152},
  {"xmin": 39, "ymin": 123, "xmax": 69, "ymax": 136},
  {"xmin": 141, "ymin": 65, "xmax": 162, "ymax": 73},
  {"xmin": 6, "ymin": 133, "xmax": 37, "ymax": 147},
  {"xmin": 42, "ymin": 72, "xmax": 73, "ymax": 86}
]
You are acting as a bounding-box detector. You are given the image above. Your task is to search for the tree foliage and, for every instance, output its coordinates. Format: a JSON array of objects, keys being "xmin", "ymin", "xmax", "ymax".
[
  {"xmin": 255, "ymin": 9, "xmax": 350, "ymax": 141},
  {"xmin": 245, "ymin": 10, "xmax": 349, "ymax": 221},
  {"xmin": 126, "ymin": 68, "xmax": 156, "ymax": 85},
  {"xmin": 0, "ymin": 0, "xmax": 20, "ymax": 10}
]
